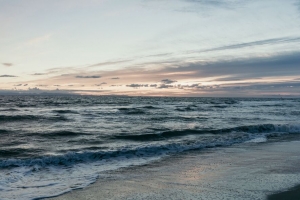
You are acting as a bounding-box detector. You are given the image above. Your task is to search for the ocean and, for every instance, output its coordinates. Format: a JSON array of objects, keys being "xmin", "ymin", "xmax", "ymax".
[{"xmin": 0, "ymin": 95, "xmax": 299, "ymax": 200}]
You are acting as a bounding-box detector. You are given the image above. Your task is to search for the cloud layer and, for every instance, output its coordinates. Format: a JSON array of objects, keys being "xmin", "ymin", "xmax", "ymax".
[{"xmin": 0, "ymin": 75, "xmax": 17, "ymax": 77}]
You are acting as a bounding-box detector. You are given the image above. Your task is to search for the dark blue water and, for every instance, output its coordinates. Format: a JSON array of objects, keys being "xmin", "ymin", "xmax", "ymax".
[{"xmin": 0, "ymin": 96, "xmax": 300, "ymax": 199}]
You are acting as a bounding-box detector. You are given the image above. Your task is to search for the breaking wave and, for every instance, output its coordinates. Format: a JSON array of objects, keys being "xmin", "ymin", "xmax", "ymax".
[
  {"xmin": 113, "ymin": 124, "xmax": 300, "ymax": 142},
  {"xmin": 1, "ymin": 123, "xmax": 299, "ymax": 169}
]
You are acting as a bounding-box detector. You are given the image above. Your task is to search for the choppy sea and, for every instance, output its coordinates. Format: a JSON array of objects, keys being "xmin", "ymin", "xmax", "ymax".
[{"xmin": 0, "ymin": 95, "xmax": 300, "ymax": 200}]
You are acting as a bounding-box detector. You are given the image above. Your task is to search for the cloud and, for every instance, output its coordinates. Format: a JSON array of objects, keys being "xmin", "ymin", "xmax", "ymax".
[
  {"xmin": 186, "ymin": 81, "xmax": 300, "ymax": 97},
  {"xmin": 75, "ymin": 75, "xmax": 101, "ymax": 78},
  {"xmin": 0, "ymin": 75, "xmax": 17, "ymax": 77},
  {"xmin": 126, "ymin": 84, "xmax": 144, "ymax": 88},
  {"xmin": 125, "ymin": 84, "xmax": 150, "ymax": 88},
  {"xmin": 161, "ymin": 79, "xmax": 177, "ymax": 84},
  {"xmin": 187, "ymin": 36, "xmax": 300, "ymax": 55},
  {"xmin": 95, "ymin": 82, "xmax": 107, "ymax": 86},
  {"xmin": 295, "ymin": 1, "xmax": 300, "ymax": 11},
  {"xmin": 22, "ymin": 50, "xmax": 300, "ymax": 97},
  {"xmin": 88, "ymin": 60, "xmax": 132, "ymax": 68},
  {"xmin": 111, "ymin": 77, "xmax": 120, "ymax": 79},
  {"xmin": 176, "ymin": 0, "xmax": 247, "ymax": 13},
  {"xmin": 157, "ymin": 84, "xmax": 174, "ymax": 89},
  {"xmin": 25, "ymin": 34, "xmax": 52, "ymax": 46},
  {"xmin": 184, "ymin": 83, "xmax": 201, "ymax": 88},
  {"xmin": 32, "ymin": 73, "xmax": 45, "ymax": 75},
  {"xmin": 212, "ymin": 76, "xmax": 242, "ymax": 81},
  {"xmin": 162, "ymin": 52, "xmax": 300, "ymax": 80},
  {"xmin": 144, "ymin": 53, "xmax": 173, "ymax": 58},
  {"xmin": 14, "ymin": 84, "xmax": 22, "ymax": 86},
  {"xmin": 2, "ymin": 63, "xmax": 13, "ymax": 67},
  {"xmin": 184, "ymin": 0, "xmax": 228, "ymax": 6}
]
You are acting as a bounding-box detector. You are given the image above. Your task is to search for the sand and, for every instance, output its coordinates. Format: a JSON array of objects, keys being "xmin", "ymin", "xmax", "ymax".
[{"xmin": 48, "ymin": 137, "xmax": 300, "ymax": 200}]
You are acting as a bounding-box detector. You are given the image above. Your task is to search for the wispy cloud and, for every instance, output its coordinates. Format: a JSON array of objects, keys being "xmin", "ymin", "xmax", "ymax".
[
  {"xmin": 184, "ymin": 0, "xmax": 229, "ymax": 6},
  {"xmin": 160, "ymin": 52, "xmax": 300, "ymax": 81},
  {"xmin": 161, "ymin": 79, "xmax": 177, "ymax": 84},
  {"xmin": 75, "ymin": 75, "xmax": 101, "ymax": 78},
  {"xmin": 0, "ymin": 75, "xmax": 17, "ymax": 77},
  {"xmin": 32, "ymin": 73, "xmax": 46, "ymax": 75},
  {"xmin": 88, "ymin": 60, "xmax": 132, "ymax": 68},
  {"xmin": 126, "ymin": 84, "xmax": 145, "ymax": 88},
  {"xmin": 94, "ymin": 82, "xmax": 107, "ymax": 86},
  {"xmin": 177, "ymin": 0, "xmax": 247, "ymax": 13},
  {"xmin": 157, "ymin": 84, "xmax": 174, "ymax": 89},
  {"xmin": 295, "ymin": 0, "xmax": 300, "ymax": 11},
  {"xmin": 25, "ymin": 34, "xmax": 52, "ymax": 46},
  {"xmin": 144, "ymin": 53, "xmax": 173, "ymax": 58},
  {"xmin": 32, "ymin": 51, "xmax": 300, "ymax": 96},
  {"xmin": 2, "ymin": 63, "xmax": 13, "ymax": 67},
  {"xmin": 186, "ymin": 36, "xmax": 300, "ymax": 54}
]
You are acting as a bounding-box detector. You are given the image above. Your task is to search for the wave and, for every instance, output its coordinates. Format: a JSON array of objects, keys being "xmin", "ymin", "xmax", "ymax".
[
  {"xmin": 0, "ymin": 123, "xmax": 299, "ymax": 170},
  {"xmin": 290, "ymin": 111, "xmax": 300, "ymax": 115},
  {"xmin": 175, "ymin": 106, "xmax": 195, "ymax": 112},
  {"xmin": 140, "ymin": 106, "xmax": 161, "ymax": 109},
  {"xmin": 0, "ymin": 129, "xmax": 12, "ymax": 134},
  {"xmin": 118, "ymin": 108, "xmax": 146, "ymax": 115},
  {"xmin": 26, "ymin": 130, "xmax": 92, "ymax": 138},
  {"xmin": 52, "ymin": 110, "xmax": 79, "ymax": 114},
  {"xmin": 16, "ymin": 104, "xmax": 37, "ymax": 108},
  {"xmin": 0, "ymin": 148, "xmax": 43, "ymax": 158},
  {"xmin": 208, "ymin": 99, "xmax": 239, "ymax": 105},
  {"xmin": 0, "ymin": 108, "xmax": 19, "ymax": 112},
  {"xmin": 211, "ymin": 105, "xmax": 228, "ymax": 108},
  {"xmin": 112, "ymin": 124, "xmax": 300, "ymax": 142},
  {"xmin": 0, "ymin": 115, "xmax": 68, "ymax": 123},
  {"xmin": 0, "ymin": 115, "xmax": 40, "ymax": 122},
  {"xmin": 0, "ymin": 149, "xmax": 24, "ymax": 157},
  {"xmin": 0, "ymin": 137, "xmax": 243, "ymax": 169},
  {"xmin": 150, "ymin": 116, "xmax": 205, "ymax": 122}
]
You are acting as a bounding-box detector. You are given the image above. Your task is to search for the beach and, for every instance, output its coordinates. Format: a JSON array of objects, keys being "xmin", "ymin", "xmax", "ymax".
[
  {"xmin": 48, "ymin": 136, "xmax": 300, "ymax": 200},
  {"xmin": 1, "ymin": 97, "xmax": 300, "ymax": 200},
  {"xmin": 2, "ymin": 0, "xmax": 300, "ymax": 198}
]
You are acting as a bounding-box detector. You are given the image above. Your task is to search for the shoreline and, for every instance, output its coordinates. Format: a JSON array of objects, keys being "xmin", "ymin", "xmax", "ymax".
[{"xmin": 48, "ymin": 137, "xmax": 300, "ymax": 200}]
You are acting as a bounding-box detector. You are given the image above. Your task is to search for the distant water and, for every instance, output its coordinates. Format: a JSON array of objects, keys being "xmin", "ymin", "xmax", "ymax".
[{"xmin": 0, "ymin": 95, "xmax": 300, "ymax": 200}]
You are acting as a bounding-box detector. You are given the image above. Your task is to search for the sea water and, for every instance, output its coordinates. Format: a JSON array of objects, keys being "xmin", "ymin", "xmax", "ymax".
[{"xmin": 0, "ymin": 96, "xmax": 299, "ymax": 199}]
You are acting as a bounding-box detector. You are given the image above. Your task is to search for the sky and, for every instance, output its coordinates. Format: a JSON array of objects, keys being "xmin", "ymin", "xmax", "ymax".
[{"xmin": 1, "ymin": 0, "xmax": 300, "ymax": 97}]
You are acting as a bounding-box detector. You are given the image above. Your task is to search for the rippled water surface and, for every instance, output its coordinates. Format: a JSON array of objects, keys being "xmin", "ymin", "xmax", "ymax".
[{"xmin": 0, "ymin": 96, "xmax": 300, "ymax": 199}]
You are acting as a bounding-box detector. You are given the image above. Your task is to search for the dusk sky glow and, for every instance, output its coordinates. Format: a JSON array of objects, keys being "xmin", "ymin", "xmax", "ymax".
[{"xmin": 1, "ymin": 0, "xmax": 300, "ymax": 96}]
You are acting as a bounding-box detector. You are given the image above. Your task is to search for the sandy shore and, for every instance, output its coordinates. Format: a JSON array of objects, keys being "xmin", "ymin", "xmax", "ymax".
[{"xmin": 48, "ymin": 137, "xmax": 300, "ymax": 200}]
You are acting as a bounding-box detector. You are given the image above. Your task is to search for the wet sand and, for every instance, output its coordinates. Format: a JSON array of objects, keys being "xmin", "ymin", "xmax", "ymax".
[{"xmin": 48, "ymin": 137, "xmax": 300, "ymax": 200}]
